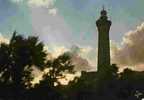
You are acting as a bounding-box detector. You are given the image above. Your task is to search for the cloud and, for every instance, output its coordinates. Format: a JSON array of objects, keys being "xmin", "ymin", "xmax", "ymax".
[
  {"xmin": 69, "ymin": 45, "xmax": 96, "ymax": 71},
  {"xmin": 11, "ymin": 0, "xmax": 57, "ymax": 15},
  {"xmin": 33, "ymin": 45, "xmax": 94, "ymax": 85},
  {"xmin": 0, "ymin": 33, "xmax": 9, "ymax": 44},
  {"xmin": 111, "ymin": 23, "xmax": 144, "ymax": 69},
  {"xmin": 71, "ymin": 54, "xmax": 94, "ymax": 71},
  {"xmin": 11, "ymin": 0, "xmax": 55, "ymax": 7},
  {"xmin": 28, "ymin": 0, "xmax": 55, "ymax": 8},
  {"xmin": 30, "ymin": 6, "xmax": 72, "ymax": 44},
  {"xmin": 46, "ymin": 45, "xmax": 69, "ymax": 58},
  {"xmin": 44, "ymin": 45, "xmax": 96, "ymax": 71},
  {"xmin": 48, "ymin": 8, "xmax": 57, "ymax": 16},
  {"xmin": 11, "ymin": 0, "xmax": 23, "ymax": 3}
]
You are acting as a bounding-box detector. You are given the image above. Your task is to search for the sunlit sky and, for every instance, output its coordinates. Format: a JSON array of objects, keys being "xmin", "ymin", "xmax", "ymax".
[{"xmin": 0, "ymin": 0, "xmax": 144, "ymax": 71}]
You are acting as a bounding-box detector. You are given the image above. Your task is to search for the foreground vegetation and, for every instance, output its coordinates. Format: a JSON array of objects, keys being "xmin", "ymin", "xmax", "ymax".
[{"xmin": 0, "ymin": 32, "xmax": 144, "ymax": 100}]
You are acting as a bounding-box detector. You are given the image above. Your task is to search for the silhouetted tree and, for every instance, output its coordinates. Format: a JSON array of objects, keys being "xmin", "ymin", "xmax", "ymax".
[
  {"xmin": 40, "ymin": 52, "xmax": 74, "ymax": 87},
  {"xmin": 29, "ymin": 52, "xmax": 75, "ymax": 100},
  {"xmin": 0, "ymin": 43, "xmax": 12, "ymax": 84},
  {"xmin": 9, "ymin": 32, "xmax": 46, "ymax": 89},
  {"xmin": 0, "ymin": 31, "xmax": 47, "ymax": 100}
]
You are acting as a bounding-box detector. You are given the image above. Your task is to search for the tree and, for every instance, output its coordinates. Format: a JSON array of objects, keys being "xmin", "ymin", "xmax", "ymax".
[
  {"xmin": 40, "ymin": 52, "xmax": 74, "ymax": 87},
  {"xmin": 0, "ymin": 43, "xmax": 12, "ymax": 84},
  {"xmin": 30, "ymin": 52, "xmax": 74, "ymax": 100},
  {"xmin": 9, "ymin": 32, "xmax": 46, "ymax": 89},
  {"xmin": 0, "ymin": 31, "xmax": 47, "ymax": 91}
]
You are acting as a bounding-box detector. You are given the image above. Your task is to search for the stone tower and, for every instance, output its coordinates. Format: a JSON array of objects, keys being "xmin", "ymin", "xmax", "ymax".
[{"xmin": 96, "ymin": 7, "xmax": 112, "ymax": 71}]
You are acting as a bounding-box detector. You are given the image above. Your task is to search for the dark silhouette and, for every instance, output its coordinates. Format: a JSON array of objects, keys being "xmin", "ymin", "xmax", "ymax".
[
  {"xmin": 29, "ymin": 52, "xmax": 75, "ymax": 100},
  {"xmin": 42, "ymin": 52, "xmax": 74, "ymax": 87},
  {"xmin": 0, "ymin": 32, "xmax": 144, "ymax": 100},
  {"xmin": 96, "ymin": 7, "xmax": 111, "ymax": 71},
  {"xmin": 0, "ymin": 32, "xmax": 75, "ymax": 100},
  {"xmin": 64, "ymin": 64, "xmax": 144, "ymax": 100},
  {"xmin": 0, "ymin": 31, "xmax": 47, "ymax": 99}
]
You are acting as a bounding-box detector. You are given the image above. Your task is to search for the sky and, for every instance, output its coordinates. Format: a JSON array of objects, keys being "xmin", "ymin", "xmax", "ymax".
[{"xmin": 0, "ymin": 0, "xmax": 144, "ymax": 71}]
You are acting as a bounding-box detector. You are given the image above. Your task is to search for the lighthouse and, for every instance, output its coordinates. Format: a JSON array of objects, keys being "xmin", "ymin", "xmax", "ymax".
[{"xmin": 96, "ymin": 7, "xmax": 112, "ymax": 71}]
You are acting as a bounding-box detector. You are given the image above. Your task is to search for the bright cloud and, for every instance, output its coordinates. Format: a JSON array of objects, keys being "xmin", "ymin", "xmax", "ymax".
[
  {"xmin": 0, "ymin": 33, "xmax": 9, "ymax": 44},
  {"xmin": 44, "ymin": 45, "xmax": 96, "ymax": 71},
  {"xmin": 58, "ymin": 72, "xmax": 81, "ymax": 85},
  {"xmin": 111, "ymin": 23, "xmax": 144, "ymax": 70},
  {"xmin": 70, "ymin": 45, "xmax": 96, "ymax": 71},
  {"xmin": 11, "ymin": 0, "xmax": 57, "ymax": 15},
  {"xmin": 11, "ymin": 0, "xmax": 55, "ymax": 7},
  {"xmin": 48, "ymin": 8, "xmax": 57, "ymax": 16},
  {"xmin": 28, "ymin": 0, "xmax": 55, "ymax": 8},
  {"xmin": 49, "ymin": 45, "xmax": 69, "ymax": 58}
]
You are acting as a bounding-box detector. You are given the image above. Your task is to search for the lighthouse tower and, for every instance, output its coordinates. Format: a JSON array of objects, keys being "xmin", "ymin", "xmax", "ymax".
[{"xmin": 96, "ymin": 7, "xmax": 112, "ymax": 71}]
